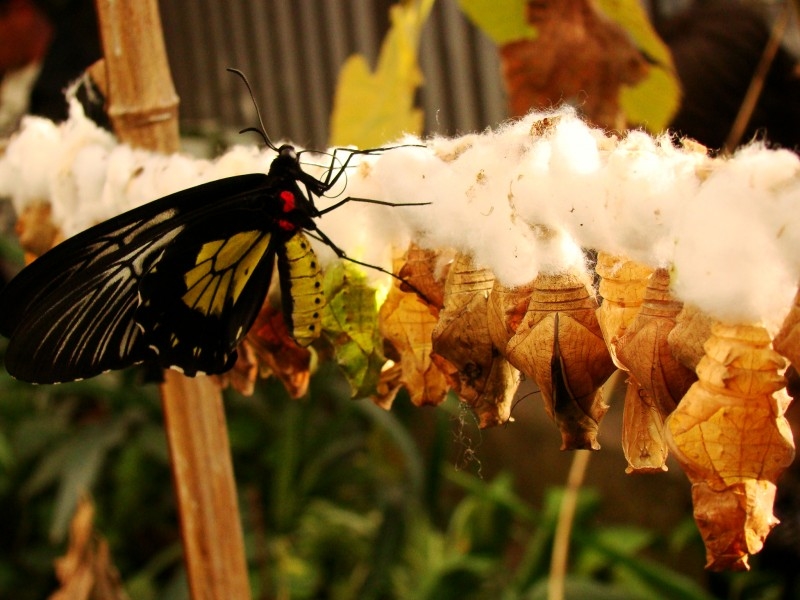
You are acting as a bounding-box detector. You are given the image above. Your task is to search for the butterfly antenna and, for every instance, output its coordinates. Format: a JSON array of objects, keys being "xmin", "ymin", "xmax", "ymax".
[
  {"xmin": 319, "ymin": 196, "xmax": 430, "ymax": 216},
  {"xmin": 227, "ymin": 68, "xmax": 279, "ymax": 152}
]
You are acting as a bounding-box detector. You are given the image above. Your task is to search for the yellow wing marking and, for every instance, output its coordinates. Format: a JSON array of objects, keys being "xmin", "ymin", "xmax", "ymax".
[
  {"xmin": 183, "ymin": 231, "xmax": 272, "ymax": 316},
  {"xmin": 283, "ymin": 232, "xmax": 325, "ymax": 346}
]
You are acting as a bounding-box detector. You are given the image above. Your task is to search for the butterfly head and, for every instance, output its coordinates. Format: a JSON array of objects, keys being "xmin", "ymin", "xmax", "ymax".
[{"xmin": 278, "ymin": 145, "xmax": 297, "ymax": 159}]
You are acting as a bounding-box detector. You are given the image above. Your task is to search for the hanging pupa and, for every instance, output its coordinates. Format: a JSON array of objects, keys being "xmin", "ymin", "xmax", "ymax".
[
  {"xmin": 379, "ymin": 245, "xmax": 450, "ymax": 407},
  {"xmin": 595, "ymin": 252, "xmax": 653, "ymax": 368},
  {"xmin": 431, "ymin": 253, "xmax": 520, "ymax": 427},
  {"xmin": 773, "ymin": 285, "xmax": 800, "ymax": 368},
  {"xmin": 506, "ymin": 271, "xmax": 616, "ymax": 449},
  {"xmin": 665, "ymin": 323, "xmax": 795, "ymax": 571},
  {"xmin": 487, "ymin": 279, "xmax": 537, "ymax": 354},
  {"xmin": 667, "ymin": 303, "xmax": 714, "ymax": 372},
  {"xmin": 615, "ymin": 269, "xmax": 697, "ymax": 473}
]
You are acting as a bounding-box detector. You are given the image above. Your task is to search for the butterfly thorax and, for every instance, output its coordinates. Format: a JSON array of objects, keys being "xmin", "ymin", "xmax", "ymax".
[{"xmin": 263, "ymin": 145, "xmax": 321, "ymax": 233}]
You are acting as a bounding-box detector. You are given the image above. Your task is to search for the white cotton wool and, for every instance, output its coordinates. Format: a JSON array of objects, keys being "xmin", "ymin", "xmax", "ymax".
[
  {"xmin": 670, "ymin": 152, "xmax": 797, "ymax": 329},
  {"xmin": 2, "ymin": 104, "xmax": 800, "ymax": 328},
  {"xmin": 51, "ymin": 100, "xmax": 116, "ymax": 234},
  {"xmin": 0, "ymin": 116, "xmax": 61, "ymax": 210}
]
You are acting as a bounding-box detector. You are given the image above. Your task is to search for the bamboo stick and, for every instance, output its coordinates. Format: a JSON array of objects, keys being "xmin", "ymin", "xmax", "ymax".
[{"xmin": 93, "ymin": 1, "xmax": 251, "ymax": 597}]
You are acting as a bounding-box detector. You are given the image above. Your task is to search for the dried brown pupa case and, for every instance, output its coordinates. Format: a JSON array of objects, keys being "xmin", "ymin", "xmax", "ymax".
[
  {"xmin": 379, "ymin": 281, "xmax": 449, "ymax": 408},
  {"xmin": 396, "ymin": 243, "xmax": 452, "ymax": 312},
  {"xmin": 431, "ymin": 253, "xmax": 520, "ymax": 427},
  {"xmin": 667, "ymin": 303, "xmax": 714, "ymax": 371},
  {"xmin": 506, "ymin": 272, "xmax": 616, "ymax": 449},
  {"xmin": 773, "ymin": 285, "xmax": 800, "ymax": 368},
  {"xmin": 615, "ymin": 269, "xmax": 697, "ymax": 473},
  {"xmin": 487, "ymin": 279, "xmax": 536, "ymax": 354},
  {"xmin": 665, "ymin": 323, "xmax": 795, "ymax": 571},
  {"xmin": 595, "ymin": 252, "xmax": 653, "ymax": 369}
]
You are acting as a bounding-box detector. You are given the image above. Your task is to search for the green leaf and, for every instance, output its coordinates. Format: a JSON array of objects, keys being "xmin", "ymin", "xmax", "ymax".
[
  {"xmin": 458, "ymin": 0, "xmax": 536, "ymax": 44},
  {"xmin": 321, "ymin": 262, "xmax": 386, "ymax": 397},
  {"xmin": 525, "ymin": 576, "xmax": 645, "ymax": 600},
  {"xmin": 574, "ymin": 526, "xmax": 655, "ymax": 576},
  {"xmin": 573, "ymin": 529, "xmax": 715, "ymax": 600},
  {"xmin": 329, "ymin": 0, "xmax": 435, "ymax": 147},
  {"xmin": 596, "ymin": 0, "xmax": 680, "ymax": 132},
  {"xmin": 20, "ymin": 418, "xmax": 130, "ymax": 542}
]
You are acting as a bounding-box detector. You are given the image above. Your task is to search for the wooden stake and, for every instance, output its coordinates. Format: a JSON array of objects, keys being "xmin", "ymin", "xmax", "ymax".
[
  {"xmin": 94, "ymin": 0, "xmax": 179, "ymax": 152},
  {"xmin": 93, "ymin": 1, "xmax": 251, "ymax": 597},
  {"xmin": 160, "ymin": 372, "xmax": 252, "ymax": 599}
]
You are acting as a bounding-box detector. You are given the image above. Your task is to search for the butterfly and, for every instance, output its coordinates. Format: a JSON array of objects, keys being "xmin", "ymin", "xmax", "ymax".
[{"xmin": 0, "ymin": 69, "xmax": 426, "ymax": 384}]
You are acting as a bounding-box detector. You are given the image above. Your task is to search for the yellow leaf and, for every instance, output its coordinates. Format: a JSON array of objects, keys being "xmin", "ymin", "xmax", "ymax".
[
  {"xmin": 457, "ymin": 0, "xmax": 536, "ymax": 44},
  {"xmin": 329, "ymin": 0, "xmax": 434, "ymax": 147},
  {"xmin": 596, "ymin": 0, "xmax": 680, "ymax": 132}
]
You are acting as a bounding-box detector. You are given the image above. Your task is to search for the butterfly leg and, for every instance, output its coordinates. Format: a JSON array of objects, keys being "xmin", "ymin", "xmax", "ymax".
[{"xmin": 311, "ymin": 228, "xmax": 432, "ymax": 304}]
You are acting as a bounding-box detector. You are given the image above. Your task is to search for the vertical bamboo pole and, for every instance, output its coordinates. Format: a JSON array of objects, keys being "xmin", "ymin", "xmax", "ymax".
[{"xmin": 93, "ymin": 2, "xmax": 251, "ymax": 598}]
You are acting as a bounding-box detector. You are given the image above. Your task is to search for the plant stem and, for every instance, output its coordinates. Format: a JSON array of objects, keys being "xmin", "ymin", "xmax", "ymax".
[
  {"xmin": 548, "ymin": 449, "xmax": 591, "ymax": 600},
  {"xmin": 723, "ymin": 1, "xmax": 791, "ymax": 153}
]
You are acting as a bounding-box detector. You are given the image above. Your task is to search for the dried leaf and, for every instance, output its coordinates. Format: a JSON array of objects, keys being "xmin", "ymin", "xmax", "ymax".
[
  {"xmin": 596, "ymin": 0, "xmax": 680, "ymax": 131},
  {"xmin": 322, "ymin": 262, "xmax": 385, "ymax": 398},
  {"xmin": 431, "ymin": 253, "xmax": 519, "ymax": 427},
  {"xmin": 247, "ymin": 304, "xmax": 312, "ymax": 399},
  {"xmin": 50, "ymin": 496, "xmax": 128, "ymax": 600},
  {"xmin": 506, "ymin": 272, "xmax": 616, "ymax": 449},
  {"xmin": 16, "ymin": 201, "xmax": 60, "ymax": 260},
  {"xmin": 214, "ymin": 340, "xmax": 258, "ymax": 396},
  {"xmin": 615, "ymin": 269, "xmax": 697, "ymax": 472},
  {"xmin": 595, "ymin": 252, "xmax": 653, "ymax": 369},
  {"xmin": 372, "ymin": 361, "xmax": 403, "ymax": 410},
  {"xmin": 396, "ymin": 243, "xmax": 452, "ymax": 311},
  {"xmin": 498, "ymin": 0, "xmax": 650, "ymax": 129},
  {"xmin": 379, "ymin": 283, "xmax": 449, "ymax": 407},
  {"xmin": 665, "ymin": 323, "xmax": 795, "ymax": 571}
]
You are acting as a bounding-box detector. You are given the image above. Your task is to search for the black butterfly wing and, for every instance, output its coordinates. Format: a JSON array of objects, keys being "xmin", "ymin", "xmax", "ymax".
[
  {"xmin": 135, "ymin": 214, "xmax": 280, "ymax": 376},
  {"xmin": 0, "ymin": 174, "xmax": 275, "ymax": 383},
  {"xmin": 2, "ymin": 243, "xmax": 162, "ymax": 383}
]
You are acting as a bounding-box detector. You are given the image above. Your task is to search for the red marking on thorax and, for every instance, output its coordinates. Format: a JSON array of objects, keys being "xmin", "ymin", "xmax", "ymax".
[
  {"xmin": 278, "ymin": 219, "xmax": 295, "ymax": 231},
  {"xmin": 280, "ymin": 190, "xmax": 295, "ymax": 212}
]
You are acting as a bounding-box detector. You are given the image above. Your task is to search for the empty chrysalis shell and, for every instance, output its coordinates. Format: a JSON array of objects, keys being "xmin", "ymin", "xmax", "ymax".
[
  {"xmin": 667, "ymin": 303, "xmax": 714, "ymax": 371},
  {"xmin": 595, "ymin": 252, "xmax": 653, "ymax": 369},
  {"xmin": 664, "ymin": 323, "xmax": 795, "ymax": 571},
  {"xmin": 615, "ymin": 269, "xmax": 697, "ymax": 473},
  {"xmin": 396, "ymin": 243, "xmax": 452, "ymax": 312},
  {"xmin": 506, "ymin": 271, "xmax": 616, "ymax": 450},
  {"xmin": 379, "ymin": 250, "xmax": 449, "ymax": 407},
  {"xmin": 618, "ymin": 382, "xmax": 669, "ymax": 473},
  {"xmin": 773, "ymin": 286, "xmax": 800, "ymax": 368},
  {"xmin": 487, "ymin": 279, "xmax": 537, "ymax": 353},
  {"xmin": 431, "ymin": 253, "xmax": 520, "ymax": 427}
]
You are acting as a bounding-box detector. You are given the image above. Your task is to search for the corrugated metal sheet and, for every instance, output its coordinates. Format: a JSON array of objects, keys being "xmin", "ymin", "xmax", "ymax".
[{"xmin": 158, "ymin": 0, "xmax": 508, "ymax": 148}]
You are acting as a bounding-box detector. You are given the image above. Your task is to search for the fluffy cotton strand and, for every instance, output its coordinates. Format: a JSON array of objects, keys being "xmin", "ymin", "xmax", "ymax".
[{"xmin": 1, "ymin": 101, "xmax": 799, "ymax": 329}]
